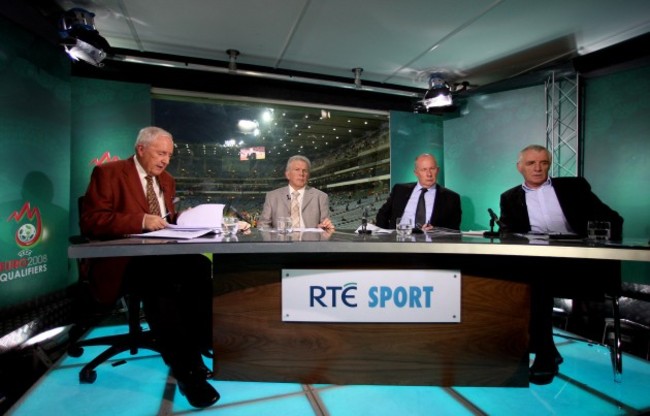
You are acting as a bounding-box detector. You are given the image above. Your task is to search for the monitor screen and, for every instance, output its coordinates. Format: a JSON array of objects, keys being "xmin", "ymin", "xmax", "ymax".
[{"xmin": 240, "ymin": 146, "xmax": 266, "ymax": 161}]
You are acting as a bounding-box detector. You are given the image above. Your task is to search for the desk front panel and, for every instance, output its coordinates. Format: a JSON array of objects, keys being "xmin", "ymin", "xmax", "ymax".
[{"xmin": 212, "ymin": 252, "xmax": 532, "ymax": 387}]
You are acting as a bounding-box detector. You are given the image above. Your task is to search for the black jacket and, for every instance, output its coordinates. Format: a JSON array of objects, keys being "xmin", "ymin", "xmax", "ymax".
[
  {"xmin": 499, "ymin": 177, "xmax": 623, "ymax": 240},
  {"xmin": 376, "ymin": 183, "xmax": 462, "ymax": 230}
]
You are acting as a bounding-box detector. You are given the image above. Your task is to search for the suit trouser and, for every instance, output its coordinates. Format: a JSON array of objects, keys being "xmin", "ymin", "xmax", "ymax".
[
  {"xmin": 125, "ymin": 254, "xmax": 212, "ymax": 370},
  {"xmin": 529, "ymin": 277, "xmax": 557, "ymax": 360}
]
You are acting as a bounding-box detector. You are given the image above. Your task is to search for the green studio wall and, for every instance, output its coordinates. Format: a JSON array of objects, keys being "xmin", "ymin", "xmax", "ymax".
[
  {"xmin": 583, "ymin": 64, "xmax": 650, "ymax": 284},
  {"xmin": 444, "ymin": 86, "xmax": 546, "ymax": 231},
  {"xmin": 0, "ymin": 16, "xmax": 72, "ymax": 308},
  {"xmin": 70, "ymin": 78, "xmax": 152, "ymax": 236},
  {"xmin": 389, "ymin": 111, "xmax": 445, "ymax": 187}
]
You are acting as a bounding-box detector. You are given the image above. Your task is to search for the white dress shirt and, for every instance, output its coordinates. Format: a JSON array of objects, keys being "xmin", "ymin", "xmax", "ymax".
[{"xmin": 523, "ymin": 178, "xmax": 572, "ymax": 234}]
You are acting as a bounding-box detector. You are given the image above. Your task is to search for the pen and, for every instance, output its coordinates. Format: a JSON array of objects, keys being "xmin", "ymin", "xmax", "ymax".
[{"xmin": 162, "ymin": 212, "xmax": 170, "ymax": 219}]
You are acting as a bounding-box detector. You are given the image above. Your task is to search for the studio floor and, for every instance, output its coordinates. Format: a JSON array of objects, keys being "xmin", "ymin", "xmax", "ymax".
[{"xmin": 6, "ymin": 325, "xmax": 650, "ymax": 416}]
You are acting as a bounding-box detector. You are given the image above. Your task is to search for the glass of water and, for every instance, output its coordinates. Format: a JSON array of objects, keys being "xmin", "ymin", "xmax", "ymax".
[
  {"xmin": 587, "ymin": 220, "xmax": 611, "ymax": 241},
  {"xmin": 277, "ymin": 216, "xmax": 292, "ymax": 234},
  {"xmin": 223, "ymin": 216, "xmax": 238, "ymax": 236},
  {"xmin": 396, "ymin": 217, "xmax": 413, "ymax": 237}
]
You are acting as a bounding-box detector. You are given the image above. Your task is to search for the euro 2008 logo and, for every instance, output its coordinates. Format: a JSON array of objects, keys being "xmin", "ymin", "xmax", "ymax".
[{"xmin": 7, "ymin": 202, "xmax": 42, "ymax": 247}]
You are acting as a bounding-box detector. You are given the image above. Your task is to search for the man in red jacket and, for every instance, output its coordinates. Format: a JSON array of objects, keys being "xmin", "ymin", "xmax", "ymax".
[{"xmin": 81, "ymin": 126, "xmax": 218, "ymax": 408}]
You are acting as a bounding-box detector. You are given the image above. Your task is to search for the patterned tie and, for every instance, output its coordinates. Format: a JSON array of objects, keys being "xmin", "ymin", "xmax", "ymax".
[
  {"xmin": 415, "ymin": 188, "xmax": 427, "ymax": 226},
  {"xmin": 291, "ymin": 191, "xmax": 301, "ymax": 228},
  {"xmin": 145, "ymin": 175, "xmax": 161, "ymax": 216}
]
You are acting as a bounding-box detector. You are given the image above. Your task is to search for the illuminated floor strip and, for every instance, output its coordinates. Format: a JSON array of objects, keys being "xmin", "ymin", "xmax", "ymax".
[{"xmin": 7, "ymin": 326, "xmax": 650, "ymax": 415}]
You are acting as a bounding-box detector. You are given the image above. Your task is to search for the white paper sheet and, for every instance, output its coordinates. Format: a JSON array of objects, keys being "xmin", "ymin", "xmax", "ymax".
[
  {"xmin": 174, "ymin": 203, "xmax": 225, "ymax": 228},
  {"xmin": 130, "ymin": 228, "xmax": 219, "ymax": 239},
  {"xmin": 355, "ymin": 223, "xmax": 393, "ymax": 234}
]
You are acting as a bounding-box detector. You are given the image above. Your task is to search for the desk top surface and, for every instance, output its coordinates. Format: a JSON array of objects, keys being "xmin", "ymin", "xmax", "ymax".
[{"xmin": 68, "ymin": 229, "xmax": 650, "ymax": 262}]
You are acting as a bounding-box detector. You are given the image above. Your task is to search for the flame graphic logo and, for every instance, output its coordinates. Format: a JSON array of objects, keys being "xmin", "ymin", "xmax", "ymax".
[
  {"xmin": 7, "ymin": 202, "xmax": 42, "ymax": 247},
  {"xmin": 89, "ymin": 151, "xmax": 120, "ymax": 166}
]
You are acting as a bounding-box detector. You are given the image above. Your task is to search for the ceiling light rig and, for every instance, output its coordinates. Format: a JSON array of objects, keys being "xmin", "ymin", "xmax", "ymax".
[
  {"xmin": 58, "ymin": 8, "xmax": 111, "ymax": 67},
  {"xmin": 422, "ymin": 74, "xmax": 453, "ymax": 109}
]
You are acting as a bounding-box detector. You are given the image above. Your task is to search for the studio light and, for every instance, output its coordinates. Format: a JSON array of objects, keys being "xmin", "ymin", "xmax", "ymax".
[
  {"xmin": 59, "ymin": 8, "xmax": 111, "ymax": 67},
  {"xmin": 422, "ymin": 74, "xmax": 453, "ymax": 109}
]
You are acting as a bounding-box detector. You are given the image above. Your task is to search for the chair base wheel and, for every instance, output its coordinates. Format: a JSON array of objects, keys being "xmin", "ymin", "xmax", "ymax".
[
  {"xmin": 80, "ymin": 369, "xmax": 97, "ymax": 384},
  {"xmin": 68, "ymin": 345, "xmax": 84, "ymax": 358}
]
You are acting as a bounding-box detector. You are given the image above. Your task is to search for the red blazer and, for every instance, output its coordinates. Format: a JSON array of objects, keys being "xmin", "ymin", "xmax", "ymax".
[{"xmin": 80, "ymin": 156, "xmax": 177, "ymax": 304}]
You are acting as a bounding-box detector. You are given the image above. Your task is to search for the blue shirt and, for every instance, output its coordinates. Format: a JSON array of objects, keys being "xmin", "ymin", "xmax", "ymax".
[{"xmin": 402, "ymin": 183, "xmax": 437, "ymax": 226}]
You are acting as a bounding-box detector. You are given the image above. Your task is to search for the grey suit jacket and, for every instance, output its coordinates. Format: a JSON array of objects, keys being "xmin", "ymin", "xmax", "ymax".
[{"xmin": 258, "ymin": 186, "xmax": 330, "ymax": 228}]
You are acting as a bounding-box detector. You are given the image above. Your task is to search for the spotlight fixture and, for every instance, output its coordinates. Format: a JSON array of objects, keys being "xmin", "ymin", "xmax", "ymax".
[
  {"xmin": 422, "ymin": 74, "xmax": 453, "ymax": 109},
  {"xmin": 352, "ymin": 67, "xmax": 363, "ymax": 89},
  {"xmin": 58, "ymin": 8, "xmax": 111, "ymax": 67}
]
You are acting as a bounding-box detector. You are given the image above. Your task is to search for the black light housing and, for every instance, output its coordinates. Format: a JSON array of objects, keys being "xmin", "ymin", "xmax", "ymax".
[
  {"xmin": 422, "ymin": 75, "xmax": 452, "ymax": 109},
  {"xmin": 58, "ymin": 8, "xmax": 111, "ymax": 67}
]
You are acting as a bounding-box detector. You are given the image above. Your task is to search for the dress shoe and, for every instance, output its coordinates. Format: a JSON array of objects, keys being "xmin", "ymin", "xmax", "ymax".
[
  {"xmin": 529, "ymin": 359, "xmax": 559, "ymax": 385},
  {"xmin": 195, "ymin": 362, "xmax": 214, "ymax": 379},
  {"xmin": 200, "ymin": 347, "xmax": 214, "ymax": 359},
  {"xmin": 174, "ymin": 369, "xmax": 220, "ymax": 408}
]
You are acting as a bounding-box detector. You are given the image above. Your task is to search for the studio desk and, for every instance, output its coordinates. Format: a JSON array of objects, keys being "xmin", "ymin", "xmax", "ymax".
[{"xmin": 69, "ymin": 230, "xmax": 650, "ymax": 387}]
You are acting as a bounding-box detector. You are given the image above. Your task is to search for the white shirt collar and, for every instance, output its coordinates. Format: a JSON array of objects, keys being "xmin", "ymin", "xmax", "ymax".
[
  {"xmin": 522, "ymin": 177, "xmax": 552, "ymax": 192},
  {"xmin": 289, "ymin": 185, "xmax": 305, "ymax": 195},
  {"xmin": 134, "ymin": 156, "xmax": 147, "ymax": 178}
]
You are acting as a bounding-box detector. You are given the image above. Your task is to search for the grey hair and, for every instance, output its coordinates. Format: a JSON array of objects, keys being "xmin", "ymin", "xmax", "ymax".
[
  {"xmin": 518, "ymin": 144, "xmax": 551, "ymax": 163},
  {"xmin": 135, "ymin": 126, "xmax": 173, "ymax": 149},
  {"xmin": 285, "ymin": 155, "xmax": 311, "ymax": 172}
]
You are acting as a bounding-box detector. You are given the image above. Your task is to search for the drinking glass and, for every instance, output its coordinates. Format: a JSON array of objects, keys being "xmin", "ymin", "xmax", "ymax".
[
  {"xmin": 587, "ymin": 220, "xmax": 611, "ymax": 241},
  {"xmin": 396, "ymin": 217, "xmax": 413, "ymax": 237},
  {"xmin": 277, "ymin": 216, "xmax": 291, "ymax": 234},
  {"xmin": 223, "ymin": 216, "xmax": 238, "ymax": 236}
]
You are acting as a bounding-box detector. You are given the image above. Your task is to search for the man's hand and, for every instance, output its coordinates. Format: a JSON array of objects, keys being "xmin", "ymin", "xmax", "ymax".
[
  {"xmin": 318, "ymin": 218, "xmax": 335, "ymax": 231},
  {"xmin": 144, "ymin": 214, "xmax": 168, "ymax": 231},
  {"xmin": 237, "ymin": 220, "xmax": 252, "ymax": 234},
  {"xmin": 321, "ymin": 228, "xmax": 334, "ymax": 240}
]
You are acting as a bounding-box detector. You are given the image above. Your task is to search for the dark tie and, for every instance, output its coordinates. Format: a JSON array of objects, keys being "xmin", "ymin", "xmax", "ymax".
[
  {"xmin": 145, "ymin": 175, "xmax": 161, "ymax": 216},
  {"xmin": 415, "ymin": 188, "xmax": 427, "ymax": 226}
]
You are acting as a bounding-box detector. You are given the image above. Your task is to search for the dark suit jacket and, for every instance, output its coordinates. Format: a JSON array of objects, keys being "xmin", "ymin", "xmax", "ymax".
[
  {"xmin": 499, "ymin": 177, "xmax": 623, "ymax": 240},
  {"xmin": 79, "ymin": 156, "xmax": 178, "ymax": 304},
  {"xmin": 375, "ymin": 183, "xmax": 462, "ymax": 230}
]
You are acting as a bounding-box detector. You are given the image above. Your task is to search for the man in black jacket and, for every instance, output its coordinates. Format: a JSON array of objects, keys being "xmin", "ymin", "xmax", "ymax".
[
  {"xmin": 376, "ymin": 153, "xmax": 461, "ymax": 231},
  {"xmin": 499, "ymin": 144, "xmax": 623, "ymax": 384}
]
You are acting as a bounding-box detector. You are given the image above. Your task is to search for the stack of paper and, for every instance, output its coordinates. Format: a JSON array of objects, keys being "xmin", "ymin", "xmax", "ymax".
[
  {"xmin": 176, "ymin": 203, "xmax": 225, "ymax": 228},
  {"xmin": 131, "ymin": 203, "xmax": 225, "ymax": 239}
]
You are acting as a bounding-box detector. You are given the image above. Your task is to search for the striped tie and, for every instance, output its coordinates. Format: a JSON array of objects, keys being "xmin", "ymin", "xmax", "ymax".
[
  {"xmin": 291, "ymin": 191, "xmax": 301, "ymax": 228},
  {"xmin": 145, "ymin": 175, "xmax": 161, "ymax": 216}
]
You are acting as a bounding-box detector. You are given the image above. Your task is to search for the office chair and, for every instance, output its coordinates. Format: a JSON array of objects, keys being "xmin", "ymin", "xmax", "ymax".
[
  {"xmin": 67, "ymin": 284, "xmax": 161, "ymax": 383},
  {"xmin": 68, "ymin": 198, "xmax": 162, "ymax": 384},
  {"xmin": 602, "ymin": 285, "xmax": 650, "ymax": 361},
  {"xmin": 554, "ymin": 266, "xmax": 623, "ymax": 380}
]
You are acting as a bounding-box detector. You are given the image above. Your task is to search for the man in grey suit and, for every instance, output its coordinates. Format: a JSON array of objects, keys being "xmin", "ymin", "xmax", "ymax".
[{"xmin": 258, "ymin": 155, "xmax": 335, "ymax": 230}]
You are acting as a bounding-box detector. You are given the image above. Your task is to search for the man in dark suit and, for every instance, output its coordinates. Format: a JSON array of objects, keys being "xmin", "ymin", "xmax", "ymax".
[
  {"xmin": 80, "ymin": 127, "xmax": 219, "ymax": 408},
  {"xmin": 376, "ymin": 153, "xmax": 461, "ymax": 231},
  {"xmin": 499, "ymin": 144, "xmax": 623, "ymax": 385},
  {"xmin": 258, "ymin": 155, "xmax": 335, "ymax": 231}
]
